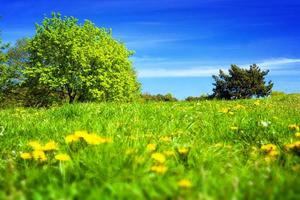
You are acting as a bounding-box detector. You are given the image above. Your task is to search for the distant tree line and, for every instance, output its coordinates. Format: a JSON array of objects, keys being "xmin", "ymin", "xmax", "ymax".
[
  {"xmin": 141, "ymin": 93, "xmax": 178, "ymax": 102},
  {"xmin": 0, "ymin": 13, "xmax": 274, "ymax": 107}
]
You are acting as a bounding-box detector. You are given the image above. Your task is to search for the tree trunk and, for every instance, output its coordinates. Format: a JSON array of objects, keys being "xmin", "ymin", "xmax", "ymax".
[
  {"xmin": 66, "ymin": 85, "xmax": 76, "ymax": 104},
  {"xmin": 69, "ymin": 94, "xmax": 75, "ymax": 103}
]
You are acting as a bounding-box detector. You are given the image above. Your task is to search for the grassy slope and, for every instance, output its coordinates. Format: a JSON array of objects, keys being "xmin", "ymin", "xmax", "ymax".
[{"xmin": 1, "ymin": 94, "xmax": 300, "ymax": 199}]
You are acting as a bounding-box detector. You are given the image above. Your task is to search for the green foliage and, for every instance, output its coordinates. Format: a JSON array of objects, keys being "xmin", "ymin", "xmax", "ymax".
[
  {"xmin": 141, "ymin": 93, "xmax": 178, "ymax": 102},
  {"xmin": 0, "ymin": 28, "xmax": 8, "ymax": 63},
  {"xmin": 0, "ymin": 31, "xmax": 10, "ymax": 101},
  {"xmin": 212, "ymin": 64, "xmax": 273, "ymax": 99},
  {"xmin": 1, "ymin": 95, "xmax": 300, "ymax": 199},
  {"xmin": 0, "ymin": 38, "xmax": 57, "ymax": 107},
  {"xmin": 6, "ymin": 38, "xmax": 29, "ymax": 79},
  {"xmin": 185, "ymin": 94, "xmax": 210, "ymax": 101},
  {"xmin": 25, "ymin": 13, "xmax": 140, "ymax": 103}
]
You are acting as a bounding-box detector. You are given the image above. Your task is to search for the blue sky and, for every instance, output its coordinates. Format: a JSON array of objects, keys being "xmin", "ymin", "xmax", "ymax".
[{"xmin": 1, "ymin": 0, "xmax": 300, "ymax": 99}]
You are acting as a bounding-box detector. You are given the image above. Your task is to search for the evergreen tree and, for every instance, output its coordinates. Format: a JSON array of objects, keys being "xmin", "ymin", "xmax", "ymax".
[{"xmin": 212, "ymin": 64, "xmax": 273, "ymax": 99}]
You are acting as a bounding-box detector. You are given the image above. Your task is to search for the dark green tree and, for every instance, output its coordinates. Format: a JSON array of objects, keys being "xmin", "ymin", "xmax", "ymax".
[{"xmin": 212, "ymin": 64, "xmax": 273, "ymax": 99}]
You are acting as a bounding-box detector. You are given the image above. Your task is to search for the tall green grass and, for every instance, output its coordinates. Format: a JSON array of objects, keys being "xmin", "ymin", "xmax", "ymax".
[{"xmin": 1, "ymin": 94, "xmax": 300, "ymax": 199}]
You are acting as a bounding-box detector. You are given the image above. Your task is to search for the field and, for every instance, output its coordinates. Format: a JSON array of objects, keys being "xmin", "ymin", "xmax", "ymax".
[{"xmin": 1, "ymin": 94, "xmax": 300, "ymax": 199}]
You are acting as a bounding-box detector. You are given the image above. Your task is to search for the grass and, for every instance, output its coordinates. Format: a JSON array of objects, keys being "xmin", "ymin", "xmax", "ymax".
[{"xmin": 1, "ymin": 94, "xmax": 300, "ymax": 199}]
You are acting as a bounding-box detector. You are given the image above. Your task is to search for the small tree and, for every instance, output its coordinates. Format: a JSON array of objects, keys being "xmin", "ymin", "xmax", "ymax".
[
  {"xmin": 212, "ymin": 64, "xmax": 273, "ymax": 99},
  {"xmin": 25, "ymin": 13, "xmax": 140, "ymax": 103}
]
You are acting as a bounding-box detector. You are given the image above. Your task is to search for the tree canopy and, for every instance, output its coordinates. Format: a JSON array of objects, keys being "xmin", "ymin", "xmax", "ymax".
[
  {"xmin": 212, "ymin": 64, "xmax": 273, "ymax": 99},
  {"xmin": 25, "ymin": 13, "xmax": 140, "ymax": 103}
]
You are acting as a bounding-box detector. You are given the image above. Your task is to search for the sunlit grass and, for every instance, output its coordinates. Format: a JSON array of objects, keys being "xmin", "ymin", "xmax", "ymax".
[{"xmin": 1, "ymin": 94, "xmax": 300, "ymax": 199}]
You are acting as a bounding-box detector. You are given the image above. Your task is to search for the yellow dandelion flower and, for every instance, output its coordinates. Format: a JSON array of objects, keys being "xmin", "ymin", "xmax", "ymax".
[
  {"xmin": 294, "ymin": 141, "xmax": 300, "ymax": 148},
  {"xmin": 150, "ymin": 165, "xmax": 168, "ymax": 174},
  {"xmin": 43, "ymin": 141, "xmax": 58, "ymax": 151},
  {"xmin": 94, "ymin": 135, "xmax": 112, "ymax": 144},
  {"xmin": 65, "ymin": 134, "xmax": 80, "ymax": 143},
  {"xmin": 83, "ymin": 134, "xmax": 100, "ymax": 145},
  {"xmin": 234, "ymin": 104, "xmax": 246, "ymax": 109},
  {"xmin": 220, "ymin": 108, "xmax": 229, "ymax": 114},
  {"xmin": 178, "ymin": 179, "xmax": 192, "ymax": 188},
  {"xmin": 295, "ymin": 132, "xmax": 300, "ymax": 139},
  {"xmin": 159, "ymin": 136, "xmax": 171, "ymax": 142},
  {"xmin": 28, "ymin": 141, "xmax": 42, "ymax": 150},
  {"xmin": 151, "ymin": 153, "xmax": 166, "ymax": 163},
  {"xmin": 32, "ymin": 150, "xmax": 47, "ymax": 161},
  {"xmin": 83, "ymin": 134, "xmax": 111, "ymax": 145},
  {"xmin": 55, "ymin": 153, "xmax": 71, "ymax": 161},
  {"xmin": 147, "ymin": 143, "xmax": 157, "ymax": 151},
  {"xmin": 268, "ymin": 150, "xmax": 279, "ymax": 157},
  {"xmin": 74, "ymin": 130, "xmax": 89, "ymax": 138},
  {"xmin": 178, "ymin": 147, "xmax": 189, "ymax": 155},
  {"xmin": 285, "ymin": 141, "xmax": 300, "ymax": 151},
  {"xmin": 261, "ymin": 144, "xmax": 277, "ymax": 153},
  {"xmin": 20, "ymin": 152, "xmax": 32, "ymax": 160},
  {"xmin": 254, "ymin": 100, "xmax": 260, "ymax": 106},
  {"xmin": 284, "ymin": 143, "xmax": 296, "ymax": 151},
  {"xmin": 288, "ymin": 124, "xmax": 300, "ymax": 132},
  {"xmin": 104, "ymin": 138, "xmax": 113, "ymax": 143}
]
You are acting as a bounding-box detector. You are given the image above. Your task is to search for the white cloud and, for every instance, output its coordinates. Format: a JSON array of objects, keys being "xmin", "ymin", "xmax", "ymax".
[
  {"xmin": 138, "ymin": 68, "xmax": 222, "ymax": 78},
  {"xmin": 258, "ymin": 58, "xmax": 300, "ymax": 67},
  {"xmin": 136, "ymin": 58, "xmax": 300, "ymax": 78}
]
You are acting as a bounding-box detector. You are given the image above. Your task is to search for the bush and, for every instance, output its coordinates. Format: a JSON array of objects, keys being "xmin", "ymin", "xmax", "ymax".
[{"xmin": 141, "ymin": 93, "xmax": 178, "ymax": 102}]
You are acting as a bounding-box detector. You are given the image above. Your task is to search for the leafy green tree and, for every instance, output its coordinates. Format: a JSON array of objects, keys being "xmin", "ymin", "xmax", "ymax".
[
  {"xmin": 212, "ymin": 64, "xmax": 273, "ymax": 99},
  {"xmin": 26, "ymin": 13, "xmax": 140, "ymax": 103}
]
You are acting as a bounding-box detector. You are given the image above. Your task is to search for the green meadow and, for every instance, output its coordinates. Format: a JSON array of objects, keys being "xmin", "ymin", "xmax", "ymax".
[{"xmin": 1, "ymin": 94, "xmax": 300, "ymax": 199}]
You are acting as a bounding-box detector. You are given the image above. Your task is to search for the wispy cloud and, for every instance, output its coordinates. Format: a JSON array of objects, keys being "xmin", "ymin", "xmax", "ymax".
[
  {"xmin": 256, "ymin": 58, "xmax": 300, "ymax": 68},
  {"xmin": 137, "ymin": 58, "xmax": 300, "ymax": 78},
  {"xmin": 138, "ymin": 68, "xmax": 221, "ymax": 78},
  {"xmin": 126, "ymin": 38, "xmax": 187, "ymax": 48},
  {"xmin": 123, "ymin": 35, "xmax": 210, "ymax": 49}
]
